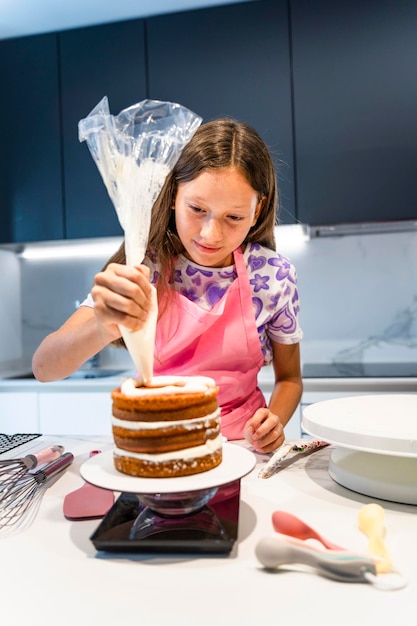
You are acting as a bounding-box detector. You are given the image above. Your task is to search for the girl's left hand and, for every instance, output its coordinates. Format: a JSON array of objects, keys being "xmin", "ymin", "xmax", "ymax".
[{"xmin": 244, "ymin": 408, "xmax": 285, "ymax": 453}]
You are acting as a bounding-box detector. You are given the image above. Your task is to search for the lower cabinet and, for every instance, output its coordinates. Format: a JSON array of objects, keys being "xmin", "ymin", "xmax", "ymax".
[
  {"xmin": 0, "ymin": 393, "xmax": 39, "ymax": 434},
  {"xmin": 1, "ymin": 382, "xmax": 301, "ymax": 439},
  {"xmin": 38, "ymin": 392, "xmax": 113, "ymax": 436}
]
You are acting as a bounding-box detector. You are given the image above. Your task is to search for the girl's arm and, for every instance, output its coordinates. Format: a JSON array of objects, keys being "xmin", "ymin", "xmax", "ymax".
[
  {"xmin": 244, "ymin": 341, "xmax": 303, "ymax": 453},
  {"xmin": 32, "ymin": 263, "xmax": 153, "ymax": 382},
  {"xmin": 268, "ymin": 341, "xmax": 303, "ymax": 428},
  {"xmin": 32, "ymin": 306, "xmax": 116, "ymax": 382}
]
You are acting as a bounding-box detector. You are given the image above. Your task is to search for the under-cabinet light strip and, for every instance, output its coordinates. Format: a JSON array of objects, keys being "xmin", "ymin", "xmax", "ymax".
[{"xmin": 19, "ymin": 238, "xmax": 122, "ymax": 260}]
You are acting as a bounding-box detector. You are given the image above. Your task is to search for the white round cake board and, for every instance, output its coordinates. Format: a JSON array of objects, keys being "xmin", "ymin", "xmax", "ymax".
[
  {"xmin": 80, "ymin": 443, "xmax": 256, "ymax": 494},
  {"xmin": 302, "ymin": 394, "xmax": 417, "ymax": 504}
]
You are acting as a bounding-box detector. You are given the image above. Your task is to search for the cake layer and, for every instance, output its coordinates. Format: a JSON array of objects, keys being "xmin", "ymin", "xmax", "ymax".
[
  {"xmin": 113, "ymin": 438, "xmax": 223, "ymax": 478},
  {"xmin": 112, "ymin": 417, "xmax": 220, "ymax": 452},
  {"xmin": 111, "ymin": 411, "xmax": 220, "ymax": 431},
  {"xmin": 112, "ymin": 412, "xmax": 221, "ymax": 453},
  {"xmin": 112, "ymin": 397, "xmax": 219, "ymax": 422}
]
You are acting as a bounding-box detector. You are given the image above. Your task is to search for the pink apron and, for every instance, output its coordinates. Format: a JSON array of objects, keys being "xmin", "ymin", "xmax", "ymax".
[{"xmin": 154, "ymin": 247, "xmax": 266, "ymax": 440}]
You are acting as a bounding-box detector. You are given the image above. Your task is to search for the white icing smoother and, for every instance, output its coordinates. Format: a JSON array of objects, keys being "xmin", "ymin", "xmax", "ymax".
[
  {"xmin": 114, "ymin": 434, "xmax": 223, "ymax": 463},
  {"xmin": 112, "ymin": 408, "xmax": 220, "ymax": 431},
  {"xmin": 120, "ymin": 375, "xmax": 216, "ymax": 397}
]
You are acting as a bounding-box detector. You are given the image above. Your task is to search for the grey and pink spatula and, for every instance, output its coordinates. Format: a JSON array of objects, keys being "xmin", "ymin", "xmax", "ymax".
[{"xmin": 63, "ymin": 450, "xmax": 115, "ymax": 520}]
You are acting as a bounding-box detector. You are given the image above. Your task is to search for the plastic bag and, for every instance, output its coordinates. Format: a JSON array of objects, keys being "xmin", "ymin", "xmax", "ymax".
[{"xmin": 78, "ymin": 96, "xmax": 202, "ymax": 265}]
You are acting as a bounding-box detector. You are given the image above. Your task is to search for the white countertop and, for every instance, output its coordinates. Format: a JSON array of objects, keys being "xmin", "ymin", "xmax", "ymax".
[
  {"xmin": 0, "ymin": 365, "xmax": 277, "ymax": 392},
  {"xmin": 0, "ymin": 436, "xmax": 416, "ymax": 626},
  {"xmin": 0, "ymin": 369, "xmax": 134, "ymax": 392},
  {"xmin": 2, "ymin": 361, "xmax": 416, "ymax": 394}
]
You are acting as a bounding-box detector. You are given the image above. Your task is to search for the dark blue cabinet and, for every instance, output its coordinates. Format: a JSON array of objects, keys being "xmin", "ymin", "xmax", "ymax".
[
  {"xmin": 291, "ymin": 0, "xmax": 417, "ymax": 225},
  {"xmin": 0, "ymin": 34, "xmax": 63, "ymax": 243},
  {"xmin": 60, "ymin": 20, "xmax": 147, "ymax": 239},
  {"xmin": 0, "ymin": 22, "xmax": 147, "ymax": 244},
  {"xmin": 147, "ymin": 0, "xmax": 295, "ymax": 224},
  {"xmin": 1, "ymin": 0, "xmax": 416, "ymax": 244}
]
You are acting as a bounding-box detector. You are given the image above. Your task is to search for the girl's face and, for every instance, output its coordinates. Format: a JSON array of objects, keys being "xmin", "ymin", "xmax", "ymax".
[{"xmin": 173, "ymin": 166, "xmax": 263, "ymax": 268}]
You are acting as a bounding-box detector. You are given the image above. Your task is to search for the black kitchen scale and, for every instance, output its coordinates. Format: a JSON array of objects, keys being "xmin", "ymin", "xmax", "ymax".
[
  {"xmin": 81, "ymin": 445, "xmax": 255, "ymax": 555},
  {"xmin": 90, "ymin": 481, "xmax": 241, "ymax": 554}
]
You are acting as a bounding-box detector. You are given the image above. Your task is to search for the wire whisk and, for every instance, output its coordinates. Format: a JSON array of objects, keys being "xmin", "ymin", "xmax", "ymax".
[
  {"xmin": 0, "ymin": 445, "xmax": 64, "ymax": 496},
  {"xmin": 0, "ymin": 452, "xmax": 74, "ymax": 529}
]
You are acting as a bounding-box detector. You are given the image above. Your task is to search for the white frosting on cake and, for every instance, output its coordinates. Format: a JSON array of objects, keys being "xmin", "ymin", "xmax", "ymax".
[
  {"xmin": 120, "ymin": 375, "xmax": 217, "ymax": 397},
  {"xmin": 113, "ymin": 433, "xmax": 222, "ymax": 463},
  {"xmin": 112, "ymin": 407, "xmax": 220, "ymax": 431}
]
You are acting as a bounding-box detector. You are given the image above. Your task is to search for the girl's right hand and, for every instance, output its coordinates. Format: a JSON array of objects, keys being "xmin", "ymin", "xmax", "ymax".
[{"xmin": 91, "ymin": 263, "xmax": 153, "ymax": 339}]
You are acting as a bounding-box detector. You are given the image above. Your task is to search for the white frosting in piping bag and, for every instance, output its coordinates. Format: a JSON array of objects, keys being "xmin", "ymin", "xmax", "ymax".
[
  {"xmin": 120, "ymin": 284, "xmax": 158, "ymax": 385},
  {"xmin": 115, "ymin": 160, "xmax": 170, "ymax": 385},
  {"xmin": 78, "ymin": 99, "xmax": 202, "ymax": 386},
  {"xmin": 112, "ymin": 158, "xmax": 169, "ymax": 385}
]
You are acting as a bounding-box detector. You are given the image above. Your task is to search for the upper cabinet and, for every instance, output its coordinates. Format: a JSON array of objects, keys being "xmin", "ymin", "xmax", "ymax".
[
  {"xmin": 60, "ymin": 20, "xmax": 147, "ymax": 239},
  {"xmin": 0, "ymin": 34, "xmax": 63, "ymax": 243},
  {"xmin": 291, "ymin": 0, "xmax": 417, "ymax": 225},
  {"xmin": 147, "ymin": 0, "xmax": 295, "ymax": 224},
  {"xmin": 1, "ymin": 0, "xmax": 415, "ymax": 244}
]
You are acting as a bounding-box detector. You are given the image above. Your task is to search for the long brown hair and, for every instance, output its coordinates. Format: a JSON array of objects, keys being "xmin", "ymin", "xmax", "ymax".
[{"xmin": 106, "ymin": 117, "xmax": 278, "ymax": 301}]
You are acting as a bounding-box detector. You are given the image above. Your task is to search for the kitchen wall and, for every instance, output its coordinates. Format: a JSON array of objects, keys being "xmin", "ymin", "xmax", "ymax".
[
  {"xmin": 0, "ymin": 249, "xmax": 22, "ymax": 362},
  {"xmin": 1, "ymin": 225, "xmax": 416, "ymax": 371},
  {"xmin": 18, "ymin": 239, "xmax": 132, "ymax": 371}
]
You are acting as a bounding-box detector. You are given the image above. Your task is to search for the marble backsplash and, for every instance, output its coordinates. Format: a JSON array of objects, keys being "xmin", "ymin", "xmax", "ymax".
[
  {"xmin": 275, "ymin": 226, "xmax": 417, "ymax": 364},
  {"xmin": 1, "ymin": 225, "xmax": 417, "ymax": 370}
]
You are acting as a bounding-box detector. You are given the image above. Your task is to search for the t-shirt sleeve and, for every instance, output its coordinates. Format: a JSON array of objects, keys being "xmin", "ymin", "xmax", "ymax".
[
  {"xmin": 266, "ymin": 261, "xmax": 303, "ymax": 344},
  {"xmin": 246, "ymin": 245, "xmax": 303, "ymax": 352}
]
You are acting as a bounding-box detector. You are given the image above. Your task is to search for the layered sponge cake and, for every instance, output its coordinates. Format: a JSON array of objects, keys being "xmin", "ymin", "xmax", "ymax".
[{"xmin": 111, "ymin": 375, "xmax": 222, "ymax": 478}]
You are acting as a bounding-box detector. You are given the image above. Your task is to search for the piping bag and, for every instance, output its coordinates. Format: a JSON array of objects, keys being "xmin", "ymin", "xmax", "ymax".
[{"xmin": 79, "ymin": 98, "xmax": 202, "ymax": 382}]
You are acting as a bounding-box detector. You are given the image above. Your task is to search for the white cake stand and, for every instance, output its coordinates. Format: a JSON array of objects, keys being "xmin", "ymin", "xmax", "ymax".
[
  {"xmin": 302, "ymin": 394, "xmax": 417, "ymax": 505},
  {"xmin": 81, "ymin": 443, "xmax": 256, "ymax": 515}
]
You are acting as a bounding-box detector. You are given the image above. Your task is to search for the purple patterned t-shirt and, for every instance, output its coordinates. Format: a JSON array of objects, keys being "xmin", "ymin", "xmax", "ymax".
[{"xmin": 144, "ymin": 242, "xmax": 302, "ymax": 365}]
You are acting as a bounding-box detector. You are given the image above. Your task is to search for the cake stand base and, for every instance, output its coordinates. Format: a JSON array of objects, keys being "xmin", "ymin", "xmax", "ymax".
[{"xmin": 329, "ymin": 447, "xmax": 417, "ymax": 505}]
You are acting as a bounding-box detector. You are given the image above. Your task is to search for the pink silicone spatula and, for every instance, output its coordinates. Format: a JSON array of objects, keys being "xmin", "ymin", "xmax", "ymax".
[
  {"xmin": 63, "ymin": 450, "xmax": 114, "ymax": 521},
  {"xmin": 272, "ymin": 510, "xmax": 346, "ymax": 551}
]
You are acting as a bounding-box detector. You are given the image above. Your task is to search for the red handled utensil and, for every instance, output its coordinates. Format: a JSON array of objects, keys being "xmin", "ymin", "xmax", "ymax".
[
  {"xmin": 63, "ymin": 450, "xmax": 115, "ymax": 521},
  {"xmin": 272, "ymin": 510, "xmax": 346, "ymax": 551}
]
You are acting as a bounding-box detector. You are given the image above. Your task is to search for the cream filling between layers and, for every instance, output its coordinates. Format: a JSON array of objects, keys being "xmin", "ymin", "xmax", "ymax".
[
  {"xmin": 112, "ymin": 408, "xmax": 220, "ymax": 431},
  {"xmin": 113, "ymin": 434, "xmax": 222, "ymax": 463}
]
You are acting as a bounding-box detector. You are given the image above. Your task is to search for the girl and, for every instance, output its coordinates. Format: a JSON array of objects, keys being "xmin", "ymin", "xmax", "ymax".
[{"xmin": 32, "ymin": 118, "xmax": 303, "ymax": 453}]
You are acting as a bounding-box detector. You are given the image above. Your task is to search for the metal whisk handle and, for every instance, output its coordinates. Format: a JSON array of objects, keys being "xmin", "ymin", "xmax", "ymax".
[
  {"xmin": 23, "ymin": 444, "xmax": 65, "ymax": 470},
  {"xmin": 32, "ymin": 452, "xmax": 74, "ymax": 485}
]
